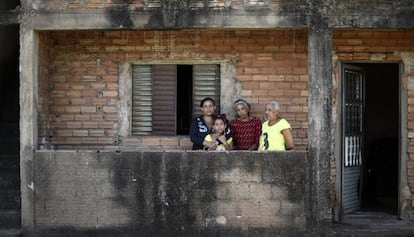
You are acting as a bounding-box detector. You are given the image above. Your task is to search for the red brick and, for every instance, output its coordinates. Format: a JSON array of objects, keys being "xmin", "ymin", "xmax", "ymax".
[
  {"xmin": 80, "ymin": 106, "xmax": 97, "ymax": 113},
  {"xmin": 102, "ymin": 106, "xmax": 116, "ymax": 113},
  {"xmin": 89, "ymin": 129, "xmax": 105, "ymax": 137},
  {"xmin": 259, "ymin": 82, "xmax": 275, "ymax": 89},
  {"xmin": 142, "ymin": 137, "xmax": 161, "ymax": 146},
  {"xmin": 70, "ymin": 98, "xmax": 88, "ymax": 105},
  {"xmin": 67, "ymin": 121, "xmax": 82, "ymax": 129},
  {"xmin": 373, "ymin": 31, "xmax": 390, "ymax": 38},
  {"xmin": 83, "ymin": 121, "xmax": 98, "ymax": 128},
  {"xmin": 90, "ymin": 114, "xmax": 104, "ymax": 120},
  {"xmin": 99, "ymin": 122, "xmax": 115, "ymax": 129},
  {"xmin": 346, "ymin": 39, "xmax": 363, "ymax": 46},
  {"xmin": 73, "ymin": 130, "xmax": 89, "ymax": 137},
  {"xmin": 75, "ymin": 115, "xmax": 91, "ymax": 121},
  {"xmin": 160, "ymin": 137, "xmax": 179, "ymax": 147}
]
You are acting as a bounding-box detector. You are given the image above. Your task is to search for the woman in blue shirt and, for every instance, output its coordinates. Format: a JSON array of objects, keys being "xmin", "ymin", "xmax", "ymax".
[{"xmin": 189, "ymin": 97, "xmax": 230, "ymax": 150}]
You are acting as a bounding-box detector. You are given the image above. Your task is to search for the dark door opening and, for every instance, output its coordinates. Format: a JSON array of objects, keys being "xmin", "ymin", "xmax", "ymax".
[
  {"xmin": 360, "ymin": 63, "xmax": 399, "ymax": 214},
  {"xmin": 342, "ymin": 63, "xmax": 399, "ymax": 216},
  {"xmin": 177, "ymin": 65, "xmax": 193, "ymax": 135},
  {"xmin": 0, "ymin": 24, "xmax": 20, "ymax": 227}
]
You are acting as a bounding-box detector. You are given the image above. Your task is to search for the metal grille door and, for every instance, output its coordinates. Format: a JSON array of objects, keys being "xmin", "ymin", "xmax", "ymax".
[{"xmin": 342, "ymin": 65, "xmax": 364, "ymax": 214}]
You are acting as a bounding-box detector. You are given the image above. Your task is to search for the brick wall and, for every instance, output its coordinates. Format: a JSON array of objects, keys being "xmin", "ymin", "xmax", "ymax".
[
  {"xmin": 38, "ymin": 29, "xmax": 308, "ymax": 151},
  {"xmin": 38, "ymin": 32, "xmax": 54, "ymax": 149},
  {"xmin": 332, "ymin": 29, "xmax": 414, "ymax": 214},
  {"xmin": 33, "ymin": 150, "xmax": 309, "ymax": 235}
]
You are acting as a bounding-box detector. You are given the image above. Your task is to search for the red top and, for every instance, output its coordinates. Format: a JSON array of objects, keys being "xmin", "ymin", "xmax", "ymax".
[{"xmin": 229, "ymin": 117, "xmax": 262, "ymax": 150}]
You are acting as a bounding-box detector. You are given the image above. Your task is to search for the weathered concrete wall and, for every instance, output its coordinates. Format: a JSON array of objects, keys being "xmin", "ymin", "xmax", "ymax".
[
  {"xmin": 33, "ymin": 151, "xmax": 313, "ymax": 236},
  {"xmin": 8, "ymin": 0, "xmax": 412, "ymax": 29}
]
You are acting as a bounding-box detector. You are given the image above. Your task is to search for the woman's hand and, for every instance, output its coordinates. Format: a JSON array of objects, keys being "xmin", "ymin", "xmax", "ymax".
[
  {"xmin": 218, "ymin": 135, "xmax": 233, "ymax": 151},
  {"xmin": 248, "ymin": 144, "xmax": 258, "ymax": 150},
  {"xmin": 203, "ymin": 140, "xmax": 218, "ymax": 150},
  {"xmin": 217, "ymin": 135, "xmax": 226, "ymax": 144}
]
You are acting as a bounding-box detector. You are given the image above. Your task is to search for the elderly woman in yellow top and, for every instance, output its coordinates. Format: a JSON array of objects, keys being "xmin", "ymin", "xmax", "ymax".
[{"xmin": 259, "ymin": 101, "xmax": 294, "ymax": 151}]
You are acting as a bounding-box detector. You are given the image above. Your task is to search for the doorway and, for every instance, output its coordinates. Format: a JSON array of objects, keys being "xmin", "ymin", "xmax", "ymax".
[
  {"xmin": 0, "ymin": 0, "xmax": 21, "ymax": 227},
  {"xmin": 341, "ymin": 63, "xmax": 399, "ymax": 216}
]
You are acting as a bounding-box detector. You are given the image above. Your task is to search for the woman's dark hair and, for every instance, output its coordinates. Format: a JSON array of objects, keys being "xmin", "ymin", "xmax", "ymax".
[
  {"xmin": 200, "ymin": 97, "xmax": 216, "ymax": 107},
  {"xmin": 213, "ymin": 115, "xmax": 227, "ymax": 125}
]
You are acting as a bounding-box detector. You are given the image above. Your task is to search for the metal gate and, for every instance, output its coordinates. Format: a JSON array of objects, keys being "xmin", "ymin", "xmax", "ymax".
[{"xmin": 342, "ymin": 64, "xmax": 364, "ymax": 214}]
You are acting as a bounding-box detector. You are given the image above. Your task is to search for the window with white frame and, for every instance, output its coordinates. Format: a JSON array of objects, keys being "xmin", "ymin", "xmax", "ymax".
[{"xmin": 131, "ymin": 64, "xmax": 221, "ymax": 136}]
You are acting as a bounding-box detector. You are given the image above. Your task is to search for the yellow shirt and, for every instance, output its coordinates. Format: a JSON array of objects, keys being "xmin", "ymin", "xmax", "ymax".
[
  {"xmin": 259, "ymin": 119, "xmax": 291, "ymax": 151},
  {"xmin": 204, "ymin": 134, "xmax": 233, "ymax": 151}
]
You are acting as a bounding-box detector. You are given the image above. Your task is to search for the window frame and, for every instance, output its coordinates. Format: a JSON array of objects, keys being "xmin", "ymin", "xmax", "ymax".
[
  {"xmin": 117, "ymin": 60, "xmax": 238, "ymax": 141},
  {"xmin": 131, "ymin": 63, "xmax": 221, "ymax": 136}
]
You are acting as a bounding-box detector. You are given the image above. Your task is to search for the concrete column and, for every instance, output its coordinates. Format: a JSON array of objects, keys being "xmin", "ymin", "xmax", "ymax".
[
  {"xmin": 307, "ymin": 5, "xmax": 333, "ymax": 233},
  {"xmin": 19, "ymin": 20, "xmax": 37, "ymax": 230}
]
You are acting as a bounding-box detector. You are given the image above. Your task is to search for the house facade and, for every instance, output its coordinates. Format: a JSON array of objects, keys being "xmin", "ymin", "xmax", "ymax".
[{"xmin": 0, "ymin": 0, "xmax": 413, "ymax": 235}]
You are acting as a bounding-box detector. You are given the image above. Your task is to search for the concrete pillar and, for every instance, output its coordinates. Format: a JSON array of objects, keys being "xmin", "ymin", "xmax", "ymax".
[
  {"xmin": 307, "ymin": 0, "xmax": 333, "ymax": 233},
  {"xmin": 19, "ymin": 17, "xmax": 37, "ymax": 230},
  {"xmin": 307, "ymin": 26, "xmax": 332, "ymax": 233}
]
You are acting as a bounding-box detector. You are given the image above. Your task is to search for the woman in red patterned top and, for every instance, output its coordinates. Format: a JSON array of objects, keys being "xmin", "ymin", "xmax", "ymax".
[{"xmin": 229, "ymin": 99, "xmax": 262, "ymax": 150}]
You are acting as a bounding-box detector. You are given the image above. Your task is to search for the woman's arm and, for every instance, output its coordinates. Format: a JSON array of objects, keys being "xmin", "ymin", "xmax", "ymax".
[
  {"xmin": 217, "ymin": 135, "xmax": 233, "ymax": 151},
  {"xmin": 282, "ymin": 128, "xmax": 294, "ymax": 150},
  {"xmin": 204, "ymin": 134, "xmax": 218, "ymax": 150},
  {"xmin": 251, "ymin": 118, "xmax": 262, "ymax": 150},
  {"xmin": 190, "ymin": 118, "xmax": 205, "ymax": 147},
  {"xmin": 227, "ymin": 140, "xmax": 234, "ymax": 150}
]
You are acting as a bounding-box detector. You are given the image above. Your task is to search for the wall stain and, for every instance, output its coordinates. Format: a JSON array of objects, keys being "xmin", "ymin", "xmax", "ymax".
[
  {"xmin": 108, "ymin": 151, "xmax": 307, "ymax": 232},
  {"xmin": 105, "ymin": 4, "xmax": 133, "ymax": 28}
]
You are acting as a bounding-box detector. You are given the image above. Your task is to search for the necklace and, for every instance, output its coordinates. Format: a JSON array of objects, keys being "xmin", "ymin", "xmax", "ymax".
[{"xmin": 268, "ymin": 118, "xmax": 280, "ymax": 126}]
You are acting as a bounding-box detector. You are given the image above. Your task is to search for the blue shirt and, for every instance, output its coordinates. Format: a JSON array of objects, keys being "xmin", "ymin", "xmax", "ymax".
[{"xmin": 189, "ymin": 116, "xmax": 231, "ymax": 150}]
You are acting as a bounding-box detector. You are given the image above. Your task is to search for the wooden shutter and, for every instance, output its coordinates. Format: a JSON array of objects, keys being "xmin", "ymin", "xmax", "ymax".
[
  {"xmin": 131, "ymin": 65, "xmax": 152, "ymax": 135},
  {"xmin": 132, "ymin": 64, "xmax": 219, "ymax": 136},
  {"xmin": 152, "ymin": 65, "xmax": 177, "ymax": 135},
  {"xmin": 192, "ymin": 64, "xmax": 220, "ymax": 116}
]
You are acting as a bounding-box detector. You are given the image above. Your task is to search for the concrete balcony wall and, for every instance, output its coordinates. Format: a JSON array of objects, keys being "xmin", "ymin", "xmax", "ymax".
[{"xmin": 32, "ymin": 150, "xmax": 315, "ymax": 236}]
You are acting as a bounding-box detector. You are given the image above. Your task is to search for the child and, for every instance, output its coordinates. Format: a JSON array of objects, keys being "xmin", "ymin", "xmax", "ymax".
[{"xmin": 204, "ymin": 116, "xmax": 233, "ymax": 151}]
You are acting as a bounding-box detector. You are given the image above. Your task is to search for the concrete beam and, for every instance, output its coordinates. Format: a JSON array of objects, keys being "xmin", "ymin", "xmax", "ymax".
[
  {"xmin": 330, "ymin": 11, "xmax": 414, "ymax": 29},
  {"xmin": 29, "ymin": 9, "xmax": 307, "ymax": 30},
  {"xmin": 17, "ymin": 6, "xmax": 414, "ymax": 30}
]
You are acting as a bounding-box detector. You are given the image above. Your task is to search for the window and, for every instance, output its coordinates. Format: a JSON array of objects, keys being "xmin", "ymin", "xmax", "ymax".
[{"xmin": 132, "ymin": 64, "xmax": 220, "ymax": 136}]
